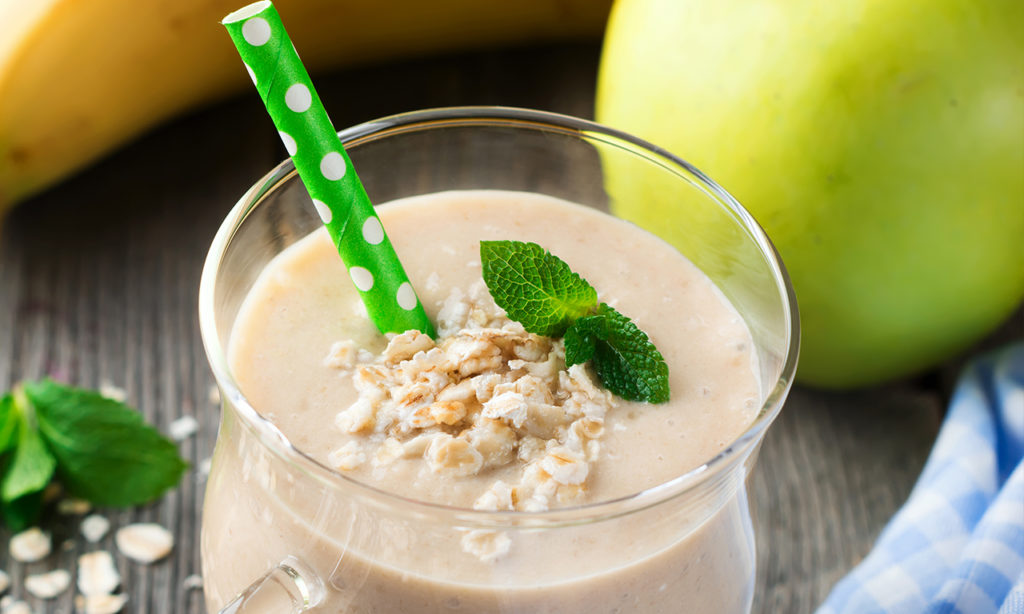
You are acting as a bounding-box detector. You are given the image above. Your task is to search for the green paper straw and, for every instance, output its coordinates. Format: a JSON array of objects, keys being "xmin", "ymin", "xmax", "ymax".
[{"xmin": 222, "ymin": 1, "xmax": 435, "ymax": 338}]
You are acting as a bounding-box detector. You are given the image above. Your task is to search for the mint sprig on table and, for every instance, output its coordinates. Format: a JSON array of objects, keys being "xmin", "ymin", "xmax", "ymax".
[
  {"xmin": 0, "ymin": 380, "xmax": 188, "ymax": 531},
  {"xmin": 480, "ymin": 240, "xmax": 670, "ymax": 403}
]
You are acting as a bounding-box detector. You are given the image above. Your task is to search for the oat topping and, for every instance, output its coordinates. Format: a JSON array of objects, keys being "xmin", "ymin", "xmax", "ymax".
[
  {"xmin": 182, "ymin": 574, "xmax": 203, "ymax": 591},
  {"xmin": 323, "ymin": 340, "xmax": 359, "ymax": 370},
  {"xmin": 168, "ymin": 415, "xmax": 199, "ymax": 442},
  {"xmin": 114, "ymin": 524, "xmax": 173, "ymax": 564},
  {"xmin": 57, "ymin": 498, "xmax": 92, "ymax": 515},
  {"xmin": 24, "ymin": 570, "xmax": 71, "ymax": 600},
  {"xmin": 77, "ymin": 551, "xmax": 121, "ymax": 597},
  {"xmin": 327, "ymin": 441, "xmax": 366, "ymax": 471},
  {"xmin": 472, "ymin": 480, "xmax": 516, "ymax": 512},
  {"xmin": 329, "ymin": 282, "xmax": 616, "ymax": 515},
  {"xmin": 74, "ymin": 594, "xmax": 128, "ymax": 614},
  {"xmin": 1, "ymin": 598, "xmax": 32, "ymax": 614},
  {"xmin": 81, "ymin": 515, "xmax": 111, "ymax": 543},
  {"xmin": 98, "ymin": 382, "xmax": 127, "ymax": 403},
  {"xmin": 9, "ymin": 528, "xmax": 50, "ymax": 563},
  {"xmin": 460, "ymin": 530, "xmax": 511, "ymax": 564}
]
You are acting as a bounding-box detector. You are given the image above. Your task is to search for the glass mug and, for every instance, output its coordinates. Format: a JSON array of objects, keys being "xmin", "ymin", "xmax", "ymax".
[{"xmin": 198, "ymin": 107, "xmax": 799, "ymax": 613}]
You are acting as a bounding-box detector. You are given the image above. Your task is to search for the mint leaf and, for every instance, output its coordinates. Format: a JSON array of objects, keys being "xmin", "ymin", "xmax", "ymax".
[
  {"xmin": 1, "ymin": 491, "xmax": 44, "ymax": 533},
  {"xmin": 480, "ymin": 241, "xmax": 597, "ymax": 336},
  {"xmin": 1, "ymin": 413, "xmax": 57, "ymax": 502},
  {"xmin": 563, "ymin": 320, "xmax": 597, "ymax": 366},
  {"xmin": 564, "ymin": 304, "xmax": 670, "ymax": 403},
  {"xmin": 24, "ymin": 380, "xmax": 188, "ymax": 507},
  {"xmin": 480, "ymin": 239, "xmax": 671, "ymax": 403},
  {"xmin": 0, "ymin": 392, "xmax": 52, "ymax": 531},
  {"xmin": 0, "ymin": 394, "xmax": 19, "ymax": 455}
]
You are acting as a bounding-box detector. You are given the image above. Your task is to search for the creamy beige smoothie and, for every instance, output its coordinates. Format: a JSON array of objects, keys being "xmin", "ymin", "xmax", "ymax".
[{"xmin": 202, "ymin": 190, "xmax": 762, "ymax": 613}]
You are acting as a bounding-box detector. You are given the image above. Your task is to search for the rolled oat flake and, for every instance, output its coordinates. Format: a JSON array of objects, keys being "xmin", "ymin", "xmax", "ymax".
[{"xmin": 115, "ymin": 523, "xmax": 174, "ymax": 563}]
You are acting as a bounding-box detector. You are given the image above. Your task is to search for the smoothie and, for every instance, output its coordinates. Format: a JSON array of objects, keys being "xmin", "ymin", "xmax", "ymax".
[{"xmin": 202, "ymin": 190, "xmax": 762, "ymax": 613}]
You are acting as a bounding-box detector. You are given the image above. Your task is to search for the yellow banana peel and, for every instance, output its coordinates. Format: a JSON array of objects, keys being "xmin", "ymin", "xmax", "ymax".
[{"xmin": 0, "ymin": 0, "xmax": 611, "ymax": 212}]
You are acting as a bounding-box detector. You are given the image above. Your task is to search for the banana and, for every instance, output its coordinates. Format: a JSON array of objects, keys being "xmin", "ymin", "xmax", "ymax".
[{"xmin": 0, "ymin": 0, "xmax": 611, "ymax": 210}]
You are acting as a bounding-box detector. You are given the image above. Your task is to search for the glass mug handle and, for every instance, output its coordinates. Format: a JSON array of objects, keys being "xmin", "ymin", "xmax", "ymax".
[{"xmin": 218, "ymin": 556, "xmax": 326, "ymax": 613}]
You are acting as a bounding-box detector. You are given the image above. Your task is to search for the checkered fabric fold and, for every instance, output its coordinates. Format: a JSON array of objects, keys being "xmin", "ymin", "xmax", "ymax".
[{"xmin": 818, "ymin": 343, "xmax": 1024, "ymax": 614}]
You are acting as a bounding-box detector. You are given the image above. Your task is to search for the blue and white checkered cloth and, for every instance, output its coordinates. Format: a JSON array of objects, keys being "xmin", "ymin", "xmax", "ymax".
[{"xmin": 818, "ymin": 343, "xmax": 1024, "ymax": 614}]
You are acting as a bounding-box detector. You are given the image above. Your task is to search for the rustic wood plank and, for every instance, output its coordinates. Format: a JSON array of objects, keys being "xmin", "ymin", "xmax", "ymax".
[
  {"xmin": 0, "ymin": 41, "xmax": 1016, "ymax": 613},
  {"xmin": 751, "ymin": 386, "xmax": 942, "ymax": 612},
  {"xmin": 0, "ymin": 87, "xmax": 277, "ymax": 613}
]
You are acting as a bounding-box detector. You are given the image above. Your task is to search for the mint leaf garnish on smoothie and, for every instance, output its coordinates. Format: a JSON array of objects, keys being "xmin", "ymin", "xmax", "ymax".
[
  {"xmin": 565, "ymin": 304, "xmax": 670, "ymax": 403},
  {"xmin": 0, "ymin": 380, "xmax": 188, "ymax": 530},
  {"xmin": 480, "ymin": 240, "xmax": 598, "ymax": 336},
  {"xmin": 480, "ymin": 240, "xmax": 670, "ymax": 403}
]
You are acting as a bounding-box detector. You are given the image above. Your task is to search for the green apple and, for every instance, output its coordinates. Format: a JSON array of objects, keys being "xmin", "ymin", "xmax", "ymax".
[{"xmin": 596, "ymin": 0, "xmax": 1024, "ymax": 388}]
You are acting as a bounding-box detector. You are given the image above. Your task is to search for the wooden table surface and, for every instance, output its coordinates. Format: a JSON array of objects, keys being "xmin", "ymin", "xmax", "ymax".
[{"xmin": 0, "ymin": 42, "xmax": 1019, "ymax": 614}]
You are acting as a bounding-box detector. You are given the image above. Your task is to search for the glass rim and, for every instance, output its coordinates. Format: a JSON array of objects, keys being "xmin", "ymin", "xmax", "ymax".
[{"xmin": 198, "ymin": 106, "xmax": 801, "ymax": 527}]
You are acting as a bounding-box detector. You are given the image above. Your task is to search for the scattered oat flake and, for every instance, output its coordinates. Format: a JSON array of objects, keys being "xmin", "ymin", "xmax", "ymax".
[
  {"xmin": 1, "ymin": 599, "xmax": 32, "ymax": 614},
  {"xmin": 99, "ymin": 382, "xmax": 127, "ymax": 403},
  {"xmin": 25, "ymin": 569, "xmax": 71, "ymax": 599},
  {"xmin": 115, "ymin": 524, "xmax": 173, "ymax": 563},
  {"xmin": 78, "ymin": 551, "xmax": 120, "ymax": 597},
  {"xmin": 81, "ymin": 515, "xmax": 111, "ymax": 543},
  {"xmin": 42, "ymin": 483, "xmax": 62, "ymax": 503},
  {"xmin": 0, "ymin": 569, "xmax": 8, "ymax": 593},
  {"xmin": 182, "ymin": 574, "xmax": 203, "ymax": 591},
  {"xmin": 323, "ymin": 340, "xmax": 358, "ymax": 370},
  {"xmin": 74, "ymin": 594, "xmax": 128, "ymax": 614},
  {"xmin": 9, "ymin": 528, "xmax": 51, "ymax": 563},
  {"xmin": 198, "ymin": 457, "xmax": 212, "ymax": 478},
  {"xmin": 327, "ymin": 441, "xmax": 365, "ymax": 471},
  {"xmin": 208, "ymin": 384, "xmax": 221, "ymax": 405},
  {"xmin": 460, "ymin": 529, "xmax": 511, "ymax": 563},
  {"xmin": 168, "ymin": 415, "xmax": 199, "ymax": 441}
]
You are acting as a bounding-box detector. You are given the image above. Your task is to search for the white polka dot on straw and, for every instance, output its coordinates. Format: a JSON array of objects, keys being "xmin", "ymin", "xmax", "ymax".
[
  {"xmin": 362, "ymin": 217, "xmax": 384, "ymax": 244},
  {"xmin": 350, "ymin": 267, "xmax": 374, "ymax": 292},
  {"xmin": 320, "ymin": 152, "xmax": 346, "ymax": 180},
  {"xmin": 396, "ymin": 282, "xmax": 417, "ymax": 310},
  {"xmin": 244, "ymin": 63, "xmax": 257, "ymax": 86},
  {"xmin": 242, "ymin": 18, "xmax": 271, "ymax": 46},
  {"xmin": 285, "ymin": 84, "xmax": 311, "ymax": 112},
  {"xmin": 312, "ymin": 199, "xmax": 332, "ymax": 224},
  {"xmin": 279, "ymin": 131, "xmax": 297, "ymax": 156}
]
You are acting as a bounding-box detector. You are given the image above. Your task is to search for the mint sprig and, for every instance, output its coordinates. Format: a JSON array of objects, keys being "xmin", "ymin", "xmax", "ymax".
[
  {"xmin": 0, "ymin": 395, "xmax": 18, "ymax": 455},
  {"xmin": 480, "ymin": 241, "xmax": 597, "ymax": 336},
  {"xmin": 565, "ymin": 304, "xmax": 670, "ymax": 403},
  {"xmin": 0, "ymin": 380, "xmax": 188, "ymax": 530},
  {"xmin": 2, "ymin": 410, "xmax": 57, "ymax": 503},
  {"xmin": 481, "ymin": 240, "xmax": 670, "ymax": 403}
]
